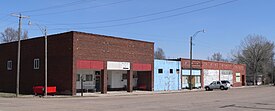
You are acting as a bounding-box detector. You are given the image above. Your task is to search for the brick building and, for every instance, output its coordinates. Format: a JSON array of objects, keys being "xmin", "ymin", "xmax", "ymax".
[
  {"xmin": 0, "ymin": 31, "xmax": 154, "ymax": 95},
  {"xmin": 180, "ymin": 58, "xmax": 246, "ymax": 88}
]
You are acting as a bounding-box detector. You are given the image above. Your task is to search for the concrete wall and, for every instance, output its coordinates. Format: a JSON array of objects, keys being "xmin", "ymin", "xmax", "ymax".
[{"xmin": 154, "ymin": 60, "xmax": 181, "ymax": 91}]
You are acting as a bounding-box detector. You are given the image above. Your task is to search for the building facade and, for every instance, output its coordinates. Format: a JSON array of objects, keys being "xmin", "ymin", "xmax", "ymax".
[
  {"xmin": 0, "ymin": 31, "xmax": 154, "ymax": 95},
  {"xmin": 180, "ymin": 58, "xmax": 246, "ymax": 88},
  {"xmin": 154, "ymin": 59, "xmax": 181, "ymax": 91}
]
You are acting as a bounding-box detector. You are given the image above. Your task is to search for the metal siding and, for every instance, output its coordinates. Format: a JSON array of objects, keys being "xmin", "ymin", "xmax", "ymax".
[{"xmin": 154, "ymin": 60, "xmax": 181, "ymax": 91}]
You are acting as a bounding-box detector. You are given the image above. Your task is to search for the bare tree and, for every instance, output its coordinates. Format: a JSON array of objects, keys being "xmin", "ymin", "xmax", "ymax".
[
  {"xmin": 208, "ymin": 52, "xmax": 228, "ymax": 62},
  {"xmin": 23, "ymin": 30, "xmax": 28, "ymax": 40},
  {"xmin": 154, "ymin": 47, "xmax": 166, "ymax": 59},
  {"xmin": 232, "ymin": 34, "xmax": 274, "ymax": 85},
  {"xmin": 0, "ymin": 27, "xmax": 28, "ymax": 43}
]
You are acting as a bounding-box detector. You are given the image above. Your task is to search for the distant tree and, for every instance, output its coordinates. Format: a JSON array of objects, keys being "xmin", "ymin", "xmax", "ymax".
[
  {"xmin": 0, "ymin": 27, "xmax": 28, "ymax": 43},
  {"xmin": 23, "ymin": 30, "xmax": 28, "ymax": 40},
  {"xmin": 232, "ymin": 34, "xmax": 274, "ymax": 85},
  {"xmin": 208, "ymin": 52, "xmax": 228, "ymax": 62},
  {"xmin": 154, "ymin": 47, "xmax": 166, "ymax": 59}
]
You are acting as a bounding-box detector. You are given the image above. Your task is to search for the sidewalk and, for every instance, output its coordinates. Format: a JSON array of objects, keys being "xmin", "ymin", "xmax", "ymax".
[
  {"xmin": 75, "ymin": 88, "xmax": 204, "ymax": 97},
  {"xmin": 0, "ymin": 85, "xmax": 266, "ymax": 98},
  {"xmin": 74, "ymin": 85, "xmax": 263, "ymax": 97}
]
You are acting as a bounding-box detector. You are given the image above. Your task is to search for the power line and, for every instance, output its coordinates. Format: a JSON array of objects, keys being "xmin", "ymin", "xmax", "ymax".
[
  {"xmin": 29, "ymin": 0, "xmax": 133, "ymax": 16},
  {"xmin": 18, "ymin": 0, "xmax": 95, "ymax": 13},
  {"xmin": 88, "ymin": 28, "xmax": 189, "ymax": 42},
  {"xmin": 48, "ymin": 0, "xmax": 239, "ymax": 30},
  {"xmin": 44, "ymin": 0, "xmax": 216, "ymax": 26}
]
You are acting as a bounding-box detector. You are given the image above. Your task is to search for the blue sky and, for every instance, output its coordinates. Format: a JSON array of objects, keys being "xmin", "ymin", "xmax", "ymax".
[{"xmin": 0, "ymin": 0, "xmax": 274, "ymax": 60}]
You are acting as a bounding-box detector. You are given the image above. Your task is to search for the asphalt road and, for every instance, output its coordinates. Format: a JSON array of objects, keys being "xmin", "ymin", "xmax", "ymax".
[{"xmin": 0, "ymin": 86, "xmax": 275, "ymax": 111}]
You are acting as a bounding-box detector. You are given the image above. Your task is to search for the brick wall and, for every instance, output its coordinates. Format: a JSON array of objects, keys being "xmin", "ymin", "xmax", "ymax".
[
  {"xmin": 0, "ymin": 32, "xmax": 74, "ymax": 94},
  {"xmin": 0, "ymin": 42, "xmax": 18, "ymax": 92},
  {"xmin": 72, "ymin": 32, "xmax": 154, "ymax": 94},
  {"xmin": 179, "ymin": 59, "xmax": 246, "ymax": 87}
]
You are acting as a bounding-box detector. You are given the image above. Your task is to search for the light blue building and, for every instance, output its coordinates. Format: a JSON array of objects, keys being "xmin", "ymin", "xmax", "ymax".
[{"xmin": 154, "ymin": 59, "xmax": 181, "ymax": 91}]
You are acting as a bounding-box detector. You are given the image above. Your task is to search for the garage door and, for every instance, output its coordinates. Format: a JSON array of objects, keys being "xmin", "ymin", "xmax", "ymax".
[
  {"xmin": 203, "ymin": 70, "xmax": 219, "ymax": 86},
  {"xmin": 220, "ymin": 70, "xmax": 233, "ymax": 85}
]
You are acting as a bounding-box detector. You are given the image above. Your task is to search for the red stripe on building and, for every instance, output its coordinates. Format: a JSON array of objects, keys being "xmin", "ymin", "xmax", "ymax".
[
  {"xmin": 77, "ymin": 60, "xmax": 104, "ymax": 70},
  {"xmin": 133, "ymin": 63, "xmax": 152, "ymax": 71}
]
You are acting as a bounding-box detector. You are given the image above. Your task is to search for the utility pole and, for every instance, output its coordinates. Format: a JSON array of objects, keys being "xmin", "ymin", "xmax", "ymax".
[
  {"xmin": 189, "ymin": 30, "xmax": 205, "ymax": 90},
  {"xmin": 11, "ymin": 13, "xmax": 29, "ymax": 97},
  {"xmin": 44, "ymin": 28, "xmax": 48, "ymax": 97},
  {"xmin": 189, "ymin": 36, "xmax": 193, "ymax": 90}
]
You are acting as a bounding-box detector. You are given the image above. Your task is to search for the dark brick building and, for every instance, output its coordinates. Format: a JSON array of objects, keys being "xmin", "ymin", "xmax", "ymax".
[{"xmin": 0, "ymin": 31, "xmax": 154, "ymax": 95}]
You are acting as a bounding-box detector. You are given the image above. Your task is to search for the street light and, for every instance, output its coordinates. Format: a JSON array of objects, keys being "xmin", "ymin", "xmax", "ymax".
[
  {"xmin": 28, "ymin": 21, "xmax": 48, "ymax": 97},
  {"xmin": 189, "ymin": 29, "xmax": 205, "ymax": 90}
]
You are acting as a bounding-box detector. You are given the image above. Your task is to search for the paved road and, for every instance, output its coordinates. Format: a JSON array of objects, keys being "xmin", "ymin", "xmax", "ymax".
[{"xmin": 0, "ymin": 86, "xmax": 275, "ymax": 111}]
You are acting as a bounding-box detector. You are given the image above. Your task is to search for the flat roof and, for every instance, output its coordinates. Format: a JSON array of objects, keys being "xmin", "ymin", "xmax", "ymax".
[{"xmin": 0, "ymin": 31, "xmax": 154, "ymax": 46}]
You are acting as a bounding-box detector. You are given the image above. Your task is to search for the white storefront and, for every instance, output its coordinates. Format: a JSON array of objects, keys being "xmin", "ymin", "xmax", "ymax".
[
  {"xmin": 182, "ymin": 70, "xmax": 201, "ymax": 89},
  {"xmin": 203, "ymin": 70, "xmax": 219, "ymax": 86},
  {"xmin": 107, "ymin": 61, "xmax": 138, "ymax": 89},
  {"xmin": 220, "ymin": 70, "xmax": 233, "ymax": 85}
]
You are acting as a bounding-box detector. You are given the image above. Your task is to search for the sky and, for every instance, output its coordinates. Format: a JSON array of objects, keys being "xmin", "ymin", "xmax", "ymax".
[{"xmin": 0, "ymin": 0, "xmax": 275, "ymax": 60}]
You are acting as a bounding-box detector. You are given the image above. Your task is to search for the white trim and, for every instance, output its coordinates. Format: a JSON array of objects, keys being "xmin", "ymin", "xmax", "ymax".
[{"xmin": 34, "ymin": 58, "xmax": 40, "ymax": 69}]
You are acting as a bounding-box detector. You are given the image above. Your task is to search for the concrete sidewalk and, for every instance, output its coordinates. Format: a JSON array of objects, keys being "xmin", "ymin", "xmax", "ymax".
[
  {"xmin": 75, "ymin": 88, "xmax": 203, "ymax": 97},
  {"xmin": 75, "ymin": 85, "xmax": 260, "ymax": 97},
  {"xmin": 0, "ymin": 85, "xmax": 262, "ymax": 98}
]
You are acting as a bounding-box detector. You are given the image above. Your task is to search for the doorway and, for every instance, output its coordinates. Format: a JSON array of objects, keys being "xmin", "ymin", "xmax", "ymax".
[{"xmin": 241, "ymin": 75, "xmax": 245, "ymax": 86}]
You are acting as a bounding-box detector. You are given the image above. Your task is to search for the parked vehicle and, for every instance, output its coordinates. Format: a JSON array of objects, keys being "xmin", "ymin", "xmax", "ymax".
[
  {"xmin": 205, "ymin": 81, "xmax": 229, "ymax": 91},
  {"xmin": 221, "ymin": 80, "xmax": 232, "ymax": 88}
]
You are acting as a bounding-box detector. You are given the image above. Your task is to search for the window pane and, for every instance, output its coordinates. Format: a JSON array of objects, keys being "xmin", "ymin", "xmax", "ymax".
[
  {"xmin": 77, "ymin": 74, "xmax": 80, "ymax": 81},
  {"xmin": 170, "ymin": 69, "xmax": 173, "ymax": 74},
  {"xmin": 34, "ymin": 59, "xmax": 40, "ymax": 69},
  {"xmin": 7, "ymin": 61, "xmax": 12, "ymax": 70},
  {"xmin": 86, "ymin": 75, "xmax": 93, "ymax": 81},
  {"xmin": 122, "ymin": 74, "xmax": 127, "ymax": 79},
  {"xmin": 158, "ymin": 69, "xmax": 163, "ymax": 74}
]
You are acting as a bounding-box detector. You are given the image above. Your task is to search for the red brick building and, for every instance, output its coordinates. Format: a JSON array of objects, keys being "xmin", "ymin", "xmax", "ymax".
[
  {"xmin": 180, "ymin": 58, "xmax": 246, "ymax": 88},
  {"xmin": 0, "ymin": 31, "xmax": 154, "ymax": 95}
]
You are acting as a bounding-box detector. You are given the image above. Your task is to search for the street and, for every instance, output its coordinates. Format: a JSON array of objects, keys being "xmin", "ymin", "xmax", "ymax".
[{"xmin": 0, "ymin": 86, "xmax": 275, "ymax": 111}]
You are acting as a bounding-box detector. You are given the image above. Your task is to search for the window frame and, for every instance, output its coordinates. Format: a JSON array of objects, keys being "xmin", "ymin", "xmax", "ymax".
[
  {"xmin": 7, "ymin": 60, "xmax": 12, "ymax": 70},
  {"xmin": 33, "ymin": 58, "xmax": 40, "ymax": 70}
]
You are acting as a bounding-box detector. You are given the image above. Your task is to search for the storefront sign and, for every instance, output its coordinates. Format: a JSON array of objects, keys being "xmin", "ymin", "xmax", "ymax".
[{"xmin": 107, "ymin": 61, "xmax": 130, "ymax": 70}]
